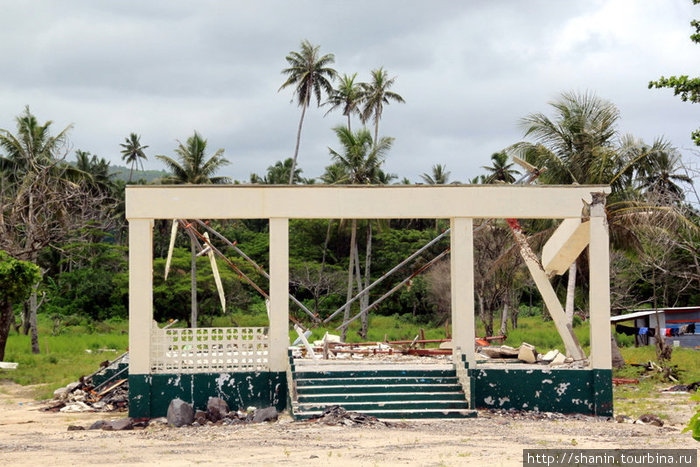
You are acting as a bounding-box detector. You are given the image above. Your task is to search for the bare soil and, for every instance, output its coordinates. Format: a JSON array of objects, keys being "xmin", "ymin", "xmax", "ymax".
[{"xmin": 0, "ymin": 381, "xmax": 697, "ymax": 467}]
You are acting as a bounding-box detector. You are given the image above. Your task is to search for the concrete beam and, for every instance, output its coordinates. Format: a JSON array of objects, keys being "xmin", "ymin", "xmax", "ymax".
[
  {"xmin": 542, "ymin": 218, "xmax": 590, "ymax": 276},
  {"xmin": 128, "ymin": 219, "xmax": 154, "ymax": 375},
  {"xmin": 451, "ymin": 218, "xmax": 475, "ymax": 367},
  {"xmin": 126, "ymin": 185, "xmax": 610, "ymax": 220}
]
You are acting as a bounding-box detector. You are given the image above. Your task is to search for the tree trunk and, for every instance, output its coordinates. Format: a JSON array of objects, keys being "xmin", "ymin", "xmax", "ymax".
[
  {"xmin": 341, "ymin": 220, "xmax": 357, "ymax": 341},
  {"xmin": 190, "ymin": 236, "xmax": 198, "ymax": 328},
  {"xmin": 565, "ymin": 262, "xmax": 576, "ymax": 325},
  {"xmin": 29, "ymin": 289, "xmax": 39, "ymax": 354},
  {"xmin": 21, "ymin": 302, "xmax": 30, "ymax": 335},
  {"xmin": 315, "ymin": 219, "xmax": 334, "ymax": 315},
  {"xmin": 499, "ymin": 300, "xmax": 508, "ymax": 336},
  {"xmin": 288, "ymin": 94, "xmax": 309, "ymax": 185},
  {"xmin": 360, "ymin": 222, "xmax": 373, "ymax": 338},
  {"xmin": 0, "ymin": 301, "xmax": 13, "ymax": 361}
]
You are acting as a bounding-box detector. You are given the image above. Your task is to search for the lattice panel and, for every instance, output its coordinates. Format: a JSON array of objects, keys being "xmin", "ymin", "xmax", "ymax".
[{"xmin": 151, "ymin": 327, "xmax": 269, "ymax": 373}]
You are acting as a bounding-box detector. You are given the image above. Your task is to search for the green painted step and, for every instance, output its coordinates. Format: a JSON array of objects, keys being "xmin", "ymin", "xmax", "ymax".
[
  {"xmin": 293, "ymin": 408, "xmax": 477, "ymax": 420},
  {"xmin": 296, "ymin": 383, "xmax": 463, "ymax": 394},
  {"xmin": 295, "ymin": 376, "xmax": 458, "ymax": 386},
  {"xmin": 294, "ymin": 369, "xmax": 455, "ymax": 379},
  {"xmin": 295, "ymin": 400, "xmax": 470, "ymax": 412},
  {"xmin": 297, "ymin": 392, "xmax": 466, "ymax": 403}
]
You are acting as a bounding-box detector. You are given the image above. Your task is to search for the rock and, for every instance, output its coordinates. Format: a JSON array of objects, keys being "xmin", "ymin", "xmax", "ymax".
[
  {"xmin": 167, "ymin": 398, "xmax": 194, "ymax": 427},
  {"xmin": 194, "ymin": 410, "xmax": 207, "ymax": 424},
  {"xmin": 149, "ymin": 417, "xmax": 168, "ymax": 425},
  {"xmin": 89, "ymin": 420, "xmax": 108, "ymax": 430},
  {"xmin": 252, "ymin": 406, "xmax": 278, "ymax": 423},
  {"xmin": 67, "ymin": 425, "xmax": 85, "ymax": 431},
  {"xmin": 206, "ymin": 397, "xmax": 229, "ymax": 422},
  {"xmin": 615, "ymin": 415, "xmax": 633, "ymax": 424},
  {"xmin": 108, "ymin": 418, "xmax": 134, "ymax": 431},
  {"xmin": 518, "ymin": 343, "xmax": 537, "ymax": 364},
  {"xmin": 550, "ymin": 352, "xmax": 567, "ymax": 366},
  {"xmin": 637, "ymin": 414, "xmax": 664, "ymax": 427}
]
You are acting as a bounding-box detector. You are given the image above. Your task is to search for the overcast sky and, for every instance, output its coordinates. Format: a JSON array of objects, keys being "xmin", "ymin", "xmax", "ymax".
[{"xmin": 1, "ymin": 0, "xmax": 698, "ymax": 186}]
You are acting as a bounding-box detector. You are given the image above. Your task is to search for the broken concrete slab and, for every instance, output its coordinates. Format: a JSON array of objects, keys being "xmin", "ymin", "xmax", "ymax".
[
  {"xmin": 540, "ymin": 349, "xmax": 561, "ymax": 362},
  {"xmin": 480, "ymin": 345, "xmax": 519, "ymax": 359},
  {"xmin": 550, "ymin": 352, "xmax": 567, "ymax": 366},
  {"xmin": 517, "ymin": 343, "xmax": 537, "ymax": 364},
  {"xmin": 167, "ymin": 398, "xmax": 194, "ymax": 427}
]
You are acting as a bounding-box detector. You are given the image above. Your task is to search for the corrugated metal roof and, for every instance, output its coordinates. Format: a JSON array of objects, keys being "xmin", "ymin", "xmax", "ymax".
[{"xmin": 611, "ymin": 307, "xmax": 700, "ymax": 323}]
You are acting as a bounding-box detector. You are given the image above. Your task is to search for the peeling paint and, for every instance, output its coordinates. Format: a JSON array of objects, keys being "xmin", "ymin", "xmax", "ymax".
[
  {"xmin": 542, "ymin": 379, "xmax": 553, "ymax": 384},
  {"xmin": 488, "ymin": 383, "xmax": 496, "ymax": 388},
  {"xmin": 498, "ymin": 397, "xmax": 510, "ymax": 406},
  {"xmin": 484, "ymin": 396, "xmax": 495, "ymax": 405},
  {"xmin": 555, "ymin": 382, "xmax": 570, "ymax": 396},
  {"xmin": 535, "ymin": 391, "xmax": 541, "ymax": 398}
]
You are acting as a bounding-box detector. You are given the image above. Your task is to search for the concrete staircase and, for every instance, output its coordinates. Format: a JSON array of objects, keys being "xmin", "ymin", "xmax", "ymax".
[{"xmin": 289, "ymin": 359, "xmax": 476, "ymax": 420}]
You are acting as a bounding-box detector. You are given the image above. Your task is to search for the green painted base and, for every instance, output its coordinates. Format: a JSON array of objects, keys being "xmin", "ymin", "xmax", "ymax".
[
  {"xmin": 128, "ymin": 372, "xmax": 287, "ymax": 418},
  {"xmin": 470, "ymin": 368, "xmax": 612, "ymax": 416}
]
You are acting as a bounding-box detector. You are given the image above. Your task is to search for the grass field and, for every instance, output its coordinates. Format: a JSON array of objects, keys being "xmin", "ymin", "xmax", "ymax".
[{"xmin": 0, "ymin": 313, "xmax": 697, "ymax": 402}]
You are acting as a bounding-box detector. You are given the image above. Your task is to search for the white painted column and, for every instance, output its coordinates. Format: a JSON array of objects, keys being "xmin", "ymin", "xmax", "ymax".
[
  {"xmin": 268, "ymin": 218, "xmax": 289, "ymax": 372},
  {"xmin": 451, "ymin": 218, "xmax": 475, "ymax": 367},
  {"xmin": 129, "ymin": 218, "xmax": 154, "ymax": 374},
  {"xmin": 588, "ymin": 198, "xmax": 612, "ymax": 369}
]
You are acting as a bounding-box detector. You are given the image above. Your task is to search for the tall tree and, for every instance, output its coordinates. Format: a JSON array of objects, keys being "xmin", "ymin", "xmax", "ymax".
[
  {"xmin": 420, "ymin": 164, "xmax": 451, "ymax": 185},
  {"xmin": 481, "ymin": 152, "xmax": 520, "ymax": 183},
  {"xmin": 156, "ymin": 132, "xmax": 230, "ymax": 327},
  {"xmin": 324, "ymin": 73, "xmax": 364, "ymax": 131},
  {"xmin": 0, "ymin": 251, "xmax": 40, "ymax": 361},
  {"xmin": 649, "ymin": 0, "xmax": 700, "ymax": 145},
  {"xmin": 360, "ymin": 67, "xmax": 405, "ymax": 145},
  {"xmin": 250, "ymin": 158, "xmax": 305, "ymax": 184},
  {"xmin": 119, "ymin": 133, "xmax": 149, "ymax": 183},
  {"xmin": 279, "ymin": 40, "xmax": 337, "ymax": 184},
  {"xmin": 329, "ymin": 126, "xmax": 394, "ymax": 338}
]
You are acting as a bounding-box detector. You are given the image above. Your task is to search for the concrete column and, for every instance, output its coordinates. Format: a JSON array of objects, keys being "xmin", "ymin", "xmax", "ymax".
[
  {"xmin": 451, "ymin": 218, "xmax": 475, "ymax": 367},
  {"xmin": 268, "ymin": 218, "xmax": 289, "ymax": 372},
  {"xmin": 129, "ymin": 218, "xmax": 154, "ymax": 375},
  {"xmin": 589, "ymin": 195, "xmax": 612, "ymax": 369}
]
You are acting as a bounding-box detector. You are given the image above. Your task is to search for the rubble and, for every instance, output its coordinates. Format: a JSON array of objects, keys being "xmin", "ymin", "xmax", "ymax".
[
  {"xmin": 636, "ymin": 414, "xmax": 664, "ymax": 427},
  {"xmin": 307, "ymin": 405, "xmax": 401, "ymax": 427},
  {"xmin": 167, "ymin": 398, "xmax": 194, "ymax": 427},
  {"xmin": 517, "ymin": 343, "xmax": 537, "ymax": 363},
  {"xmin": 252, "ymin": 407, "xmax": 278, "ymax": 423},
  {"xmin": 206, "ymin": 397, "xmax": 229, "ymax": 422}
]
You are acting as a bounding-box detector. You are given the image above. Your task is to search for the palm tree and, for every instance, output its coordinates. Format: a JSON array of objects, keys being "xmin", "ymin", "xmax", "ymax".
[
  {"xmin": 636, "ymin": 139, "xmax": 693, "ymax": 202},
  {"xmin": 482, "ymin": 152, "xmax": 520, "ymax": 183},
  {"xmin": 421, "ymin": 164, "xmax": 451, "ymax": 185},
  {"xmin": 329, "ymin": 126, "xmax": 394, "ymax": 338},
  {"xmin": 119, "ymin": 133, "xmax": 149, "ymax": 183},
  {"xmin": 279, "ymin": 40, "xmax": 337, "ymax": 184},
  {"xmin": 324, "ymin": 73, "xmax": 364, "ymax": 132},
  {"xmin": 156, "ymin": 131, "xmax": 230, "ymax": 327},
  {"xmin": 360, "ymin": 67, "xmax": 405, "ymax": 145}
]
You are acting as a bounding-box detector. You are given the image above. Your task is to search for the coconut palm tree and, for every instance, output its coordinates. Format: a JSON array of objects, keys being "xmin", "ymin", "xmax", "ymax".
[
  {"xmin": 360, "ymin": 67, "xmax": 405, "ymax": 145},
  {"xmin": 636, "ymin": 139, "xmax": 693, "ymax": 202},
  {"xmin": 482, "ymin": 152, "xmax": 520, "ymax": 183},
  {"xmin": 156, "ymin": 131, "xmax": 230, "ymax": 327},
  {"xmin": 329, "ymin": 126, "xmax": 394, "ymax": 338},
  {"xmin": 279, "ymin": 40, "xmax": 337, "ymax": 184},
  {"xmin": 420, "ymin": 164, "xmax": 451, "ymax": 185},
  {"xmin": 119, "ymin": 133, "xmax": 148, "ymax": 183},
  {"xmin": 324, "ymin": 73, "xmax": 364, "ymax": 132}
]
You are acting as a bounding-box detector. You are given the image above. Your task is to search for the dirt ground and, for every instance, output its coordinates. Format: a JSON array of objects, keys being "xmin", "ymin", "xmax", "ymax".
[{"xmin": 0, "ymin": 382, "xmax": 697, "ymax": 467}]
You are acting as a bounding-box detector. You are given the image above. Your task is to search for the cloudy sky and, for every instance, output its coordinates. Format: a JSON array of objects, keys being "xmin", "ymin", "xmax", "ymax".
[{"xmin": 1, "ymin": 0, "xmax": 698, "ymax": 185}]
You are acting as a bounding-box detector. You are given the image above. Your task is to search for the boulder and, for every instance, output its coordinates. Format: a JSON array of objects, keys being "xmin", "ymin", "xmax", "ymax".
[
  {"xmin": 206, "ymin": 397, "xmax": 229, "ymax": 422},
  {"xmin": 252, "ymin": 407, "xmax": 278, "ymax": 423},
  {"xmin": 108, "ymin": 418, "xmax": 134, "ymax": 431},
  {"xmin": 517, "ymin": 343, "xmax": 537, "ymax": 364},
  {"xmin": 89, "ymin": 420, "xmax": 108, "ymax": 430},
  {"xmin": 167, "ymin": 398, "xmax": 194, "ymax": 427}
]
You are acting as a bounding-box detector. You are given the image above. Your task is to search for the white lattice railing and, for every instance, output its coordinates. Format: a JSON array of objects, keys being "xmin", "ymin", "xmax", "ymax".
[{"xmin": 150, "ymin": 326, "xmax": 269, "ymax": 373}]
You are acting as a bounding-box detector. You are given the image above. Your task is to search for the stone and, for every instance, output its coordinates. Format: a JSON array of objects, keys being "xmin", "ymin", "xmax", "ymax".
[
  {"xmin": 517, "ymin": 343, "xmax": 537, "ymax": 364},
  {"xmin": 194, "ymin": 410, "xmax": 208, "ymax": 424},
  {"xmin": 637, "ymin": 414, "xmax": 663, "ymax": 427},
  {"xmin": 150, "ymin": 417, "xmax": 168, "ymax": 425},
  {"xmin": 167, "ymin": 398, "xmax": 194, "ymax": 427},
  {"xmin": 206, "ymin": 397, "xmax": 229, "ymax": 422},
  {"xmin": 89, "ymin": 420, "xmax": 108, "ymax": 430},
  {"xmin": 109, "ymin": 418, "xmax": 134, "ymax": 431},
  {"xmin": 67, "ymin": 425, "xmax": 85, "ymax": 431},
  {"xmin": 252, "ymin": 407, "xmax": 278, "ymax": 423}
]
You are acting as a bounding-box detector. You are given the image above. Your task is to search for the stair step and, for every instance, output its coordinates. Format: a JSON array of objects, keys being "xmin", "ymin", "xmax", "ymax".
[
  {"xmin": 296, "ymin": 384, "xmax": 463, "ymax": 394},
  {"xmin": 295, "ymin": 400, "xmax": 470, "ymax": 412},
  {"xmin": 295, "ymin": 376, "xmax": 458, "ymax": 386},
  {"xmin": 293, "ymin": 369, "xmax": 456, "ymax": 379},
  {"xmin": 297, "ymin": 392, "xmax": 465, "ymax": 403},
  {"xmin": 293, "ymin": 408, "xmax": 477, "ymax": 420}
]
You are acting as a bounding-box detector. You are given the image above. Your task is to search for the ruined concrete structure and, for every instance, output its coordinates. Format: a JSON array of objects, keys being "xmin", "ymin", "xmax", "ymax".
[{"xmin": 126, "ymin": 185, "xmax": 613, "ymax": 418}]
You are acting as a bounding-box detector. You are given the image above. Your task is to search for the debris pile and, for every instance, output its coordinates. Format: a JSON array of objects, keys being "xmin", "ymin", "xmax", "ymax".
[
  {"xmin": 307, "ymin": 405, "xmax": 401, "ymax": 427},
  {"xmin": 168, "ymin": 397, "xmax": 279, "ymax": 427},
  {"xmin": 476, "ymin": 343, "xmax": 585, "ymax": 367},
  {"xmin": 44, "ymin": 353, "xmax": 129, "ymax": 413}
]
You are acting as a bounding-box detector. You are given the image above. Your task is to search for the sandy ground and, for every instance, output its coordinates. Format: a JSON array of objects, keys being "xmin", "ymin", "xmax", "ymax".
[{"xmin": 0, "ymin": 381, "xmax": 697, "ymax": 467}]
